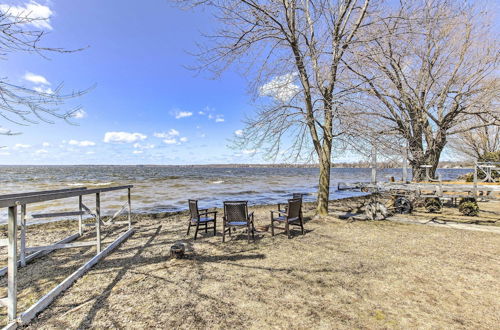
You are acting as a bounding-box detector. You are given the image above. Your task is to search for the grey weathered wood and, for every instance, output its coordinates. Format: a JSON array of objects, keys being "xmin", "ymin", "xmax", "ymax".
[
  {"xmin": 25, "ymin": 241, "xmax": 96, "ymax": 253},
  {"xmin": 0, "ymin": 185, "xmax": 133, "ymax": 208},
  {"xmin": 2, "ymin": 320, "xmax": 17, "ymax": 330},
  {"xmin": 0, "ymin": 187, "xmax": 87, "ymax": 201},
  {"xmin": 96, "ymin": 193, "xmax": 101, "ymax": 254},
  {"xmin": 20, "ymin": 205, "xmax": 26, "ymax": 267},
  {"xmin": 371, "ymin": 144, "xmax": 377, "ymax": 184},
  {"xmin": 8, "ymin": 206, "xmax": 17, "ymax": 321},
  {"xmin": 18, "ymin": 228, "xmax": 134, "ymax": 325},
  {"xmin": 78, "ymin": 196, "xmax": 83, "ymax": 236},
  {"xmin": 0, "ymin": 233, "xmax": 80, "ymax": 277},
  {"xmin": 31, "ymin": 211, "xmax": 85, "ymax": 219},
  {"xmin": 105, "ymin": 202, "xmax": 127, "ymax": 225},
  {"xmin": 127, "ymin": 187, "xmax": 132, "ymax": 230},
  {"xmin": 81, "ymin": 203, "xmax": 96, "ymax": 218},
  {"xmin": 0, "ymin": 297, "xmax": 8, "ymax": 307},
  {"xmin": 0, "ymin": 238, "xmax": 8, "ymax": 246}
]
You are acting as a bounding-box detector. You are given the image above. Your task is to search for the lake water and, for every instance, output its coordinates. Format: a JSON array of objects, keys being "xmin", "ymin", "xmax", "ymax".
[{"xmin": 0, "ymin": 166, "xmax": 470, "ymax": 223}]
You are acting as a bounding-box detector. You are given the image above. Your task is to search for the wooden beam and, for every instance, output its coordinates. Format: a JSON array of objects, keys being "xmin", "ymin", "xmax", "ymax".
[
  {"xmin": 96, "ymin": 193, "xmax": 101, "ymax": 254},
  {"xmin": 20, "ymin": 205, "xmax": 26, "ymax": 267},
  {"xmin": 0, "ymin": 185, "xmax": 133, "ymax": 208},
  {"xmin": 127, "ymin": 187, "xmax": 132, "ymax": 230},
  {"xmin": 8, "ymin": 206, "xmax": 18, "ymax": 321},
  {"xmin": 25, "ymin": 241, "xmax": 96, "ymax": 253},
  {"xmin": 0, "ymin": 187, "xmax": 87, "ymax": 201},
  {"xmin": 18, "ymin": 228, "xmax": 134, "ymax": 325},
  {"xmin": 78, "ymin": 196, "xmax": 83, "ymax": 236},
  {"xmin": 31, "ymin": 211, "xmax": 85, "ymax": 219},
  {"xmin": 0, "ymin": 233, "xmax": 80, "ymax": 277}
]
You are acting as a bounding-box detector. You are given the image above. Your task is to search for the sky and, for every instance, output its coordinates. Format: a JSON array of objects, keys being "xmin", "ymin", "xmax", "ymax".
[
  {"xmin": 0, "ymin": 0, "xmax": 270, "ymax": 165},
  {"xmin": 0, "ymin": 0, "xmax": 489, "ymax": 165}
]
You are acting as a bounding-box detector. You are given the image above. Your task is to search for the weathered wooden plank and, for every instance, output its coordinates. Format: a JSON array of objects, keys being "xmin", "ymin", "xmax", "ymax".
[
  {"xmin": 20, "ymin": 205, "xmax": 26, "ymax": 267},
  {"xmin": 0, "ymin": 238, "xmax": 8, "ymax": 246},
  {"xmin": 96, "ymin": 193, "xmax": 101, "ymax": 254},
  {"xmin": 0, "ymin": 233, "xmax": 80, "ymax": 277},
  {"xmin": 104, "ymin": 202, "xmax": 127, "ymax": 225},
  {"xmin": 18, "ymin": 228, "xmax": 134, "ymax": 325},
  {"xmin": 0, "ymin": 185, "xmax": 133, "ymax": 208},
  {"xmin": 25, "ymin": 241, "xmax": 96, "ymax": 253},
  {"xmin": 81, "ymin": 203, "xmax": 96, "ymax": 218},
  {"xmin": 8, "ymin": 206, "xmax": 17, "ymax": 321},
  {"xmin": 0, "ymin": 187, "xmax": 87, "ymax": 201},
  {"xmin": 31, "ymin": 211, "xmax": 85, "ymax": 219}
]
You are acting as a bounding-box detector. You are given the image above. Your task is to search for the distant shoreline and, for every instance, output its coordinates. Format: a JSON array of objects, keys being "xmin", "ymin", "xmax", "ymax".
[{"xmin": 0, "ymin": 163, "xmax": 473, "ymax": 169}]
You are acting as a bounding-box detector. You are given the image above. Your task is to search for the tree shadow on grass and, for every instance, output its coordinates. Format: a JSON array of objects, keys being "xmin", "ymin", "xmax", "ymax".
[{"xmin": 75, "ymin": 225, "xmax": 163, "ymax": 328}]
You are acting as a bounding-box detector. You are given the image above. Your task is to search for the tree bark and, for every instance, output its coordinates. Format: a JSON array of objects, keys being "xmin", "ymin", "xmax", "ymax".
[
  {"xmin": 317, "ymin": 138, "xmax": 332, "ymax": 216},
  {"xmin": 410, "ymin": 144, "xmax": 445, "ymax": 182}
]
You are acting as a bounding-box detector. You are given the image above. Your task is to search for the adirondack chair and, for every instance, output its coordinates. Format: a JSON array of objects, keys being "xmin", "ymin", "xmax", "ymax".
[
  {"xmin": 186, "ymin": 199, "xmax": 217, "ymax": 240},
  {"xmin": 270, "ymin": 198, "xmax": 304, "ymax": 238},
  {"xmin": 222, "ymin": 201, "xmax": 255, "ymax": 243}
]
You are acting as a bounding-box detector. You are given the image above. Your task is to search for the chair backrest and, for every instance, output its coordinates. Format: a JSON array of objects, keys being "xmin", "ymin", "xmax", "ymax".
[
  {"xmin": 292, "ymin": 193, "xmax": 304, "ymax": 200},
  {"xmin": 223, "ymin": 201, "xmax": 248, "ymax": 222},
  {"xmin": 188, "ymin": 199, "xmax": 199, "ymax": 219},
  {"xmin": 287, "ymin": 198, "xmax": 302, "ymax": 219}
]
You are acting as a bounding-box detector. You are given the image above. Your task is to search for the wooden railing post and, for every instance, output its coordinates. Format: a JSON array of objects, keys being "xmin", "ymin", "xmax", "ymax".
[
  {"xmin": 20, "ymin": 204, "xmax": 27, "ymax": 267},
  {"xmin": 78, "ymin": 195, "xmax": 83, "ymax": 236},
  {"xmin": 8, "ymin": 205, "xmax": 18, "ymax": 321},
  {"xmin": 96, "ymin": 193, "xmax": 101, "ymax": 254},
  {"xmin": 127, "ymin": 188, "xmax": 132, "ymax": 230}
]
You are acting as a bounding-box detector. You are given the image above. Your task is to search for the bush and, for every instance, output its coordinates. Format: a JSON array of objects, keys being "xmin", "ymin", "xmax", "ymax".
[
  {"xmin": 459, "ymin": 198, "xmax": 479, "ymax": 216},
  {"xmin": 425, "ymin": 197, "xmax": 442, "ymax": 213}
]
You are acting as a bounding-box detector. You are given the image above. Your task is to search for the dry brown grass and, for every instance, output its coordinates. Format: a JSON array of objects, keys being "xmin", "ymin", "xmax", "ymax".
[{"xmin": 0, "ymin": 200, "xmax": 498, "ymax": 329}]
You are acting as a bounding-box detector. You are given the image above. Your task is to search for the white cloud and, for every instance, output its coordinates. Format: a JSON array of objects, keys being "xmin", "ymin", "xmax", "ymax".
[
  {"xmin": 133, "ymin": 143, "xmax": 155, "ymax": 149},
  {"xmin": 33, "ymin": 86, "xmax": 54, "ymax": 94},
  {"xmin": 132, "ymin": 150, "xmax": 143, "ymax": 154},
  {"xmin": 42, "ymin": 142, "xmax": 50, "ymax": 147},
  {"xmin": 215, "ymin": 117, "xmax": 225, "ymax": 123},
  {"xmin": 259, "ymin": 73, "xmax": 300, "ymax": 103},
  {"xmin": 86, "ymin": 151, "xmax": 95, "ymax": 155},
  {"xmin": 0, "ymin": 151, "xmax": 11, "ymax": 156},
  {"xmin": 103, "ymin": 132, "xmax": 147, "ymax": 143},
  {"xmin": 68, "ymin": 140, "xmax": 95, "ymax": 147},
  {"xmin": 72, "ymin": 109, "xmax": 87, "ymax": 119},
  {"xmin": 198, "ymin": 111, "xmax": 205, "ymax": 115},
  {"xmin": 23, "ymin": 72, "xmax": 50, "ymax": 85},
  {"xmin": 35, "ymin": 149, "xmax": 48, "ymax": 154},
  {"xmin": 163, "ymin": 139, "xmax": 177, "ymax": 145},
  {"xmin": 234, "ymin": 129, "xmax": 243, "ymax": 136},
  {"xmin": 154, "ymin": 129, "xmax": 180, "ymax": 139},
  {"xmin": 174, "ymin": 111, "xmax": 193, "ymax": 119},
  {"xmin": 0, "ymin": 1, "xmax": 54, "ymax": 30},
  {"xmin": 179, "ymin": 137, "xmax": 188, "ymax": 142},
  {"xmin": 12, "ymin": 143, "xmax": 31, "ymax": 150},
  {"xmin": 242, "ymin": 149, "xmax": 257, "ymax": 155}
]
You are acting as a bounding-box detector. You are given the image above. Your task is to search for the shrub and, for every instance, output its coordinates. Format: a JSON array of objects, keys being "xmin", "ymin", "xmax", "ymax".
[{"xmin": 459, "ymin": 198, "xmax": 479, "ymax": 216}]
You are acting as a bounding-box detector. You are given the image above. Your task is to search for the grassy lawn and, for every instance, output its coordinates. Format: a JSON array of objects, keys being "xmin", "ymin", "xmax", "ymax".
[{"xmin": 0, "ymin": 201, "xmax": 496, "ymax": 329}]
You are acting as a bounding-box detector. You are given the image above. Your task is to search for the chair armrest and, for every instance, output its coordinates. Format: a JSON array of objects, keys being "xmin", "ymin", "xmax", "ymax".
[
  {"xmin": 198, "ymin": 211, "xmax": 217, "ymax": 217},
  {"xmin": 247, "ymin": 211, "xmax": 254, "ymax": 222},
  {"xmin": 198, "ymin": 208, "xmax": 209, "ymax": 213}
]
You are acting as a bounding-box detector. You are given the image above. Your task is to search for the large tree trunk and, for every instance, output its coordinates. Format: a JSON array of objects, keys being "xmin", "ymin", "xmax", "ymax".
[
  {"xmin": 317, "ymin": 139, "xmax": 332, "ymax": 216},
  {"xmin": 410, "ymin": 144, "xmax": 445, "ymax": 182}
]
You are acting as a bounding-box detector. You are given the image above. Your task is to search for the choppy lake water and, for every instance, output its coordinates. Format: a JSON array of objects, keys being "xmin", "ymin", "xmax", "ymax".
[{"xmin": 0, "ymin": 166, "xmax": 470, "ymax": 224}]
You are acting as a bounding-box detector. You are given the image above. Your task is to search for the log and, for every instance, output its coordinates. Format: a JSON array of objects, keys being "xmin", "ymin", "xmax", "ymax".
[{"xmin": 170, "ymin": 243, "xmax": 185, "ymax": 259}]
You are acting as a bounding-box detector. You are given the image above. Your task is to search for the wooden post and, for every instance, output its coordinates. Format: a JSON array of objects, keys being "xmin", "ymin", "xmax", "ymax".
[
  {"xmin": 8, "ymin": 205, "xmax": 18, "ymax": 321},
  {"xmin": 473, "ymin": 162, "xmax": 478, "ymax": 197},
  {"xmin": 96, "ymin": 193, "xmax": 101, "ymax": 254},
  {"xmin": 402, "ymin": 145, "xmax": 408, "ymax": 183},
  {"xmin": 20, "ymin": 204, "xmax": 27, "ymax": 267},
  {"xmin": 371, "ymin": 143, "xmax": 377, "ymax": 184},
  {"xmin": 127, "ymin": 187, "xmax": 132, "ymax": 230},
  {"xmin": 78, "ymin": 195, "xmax": 83, "ymax": 236}
]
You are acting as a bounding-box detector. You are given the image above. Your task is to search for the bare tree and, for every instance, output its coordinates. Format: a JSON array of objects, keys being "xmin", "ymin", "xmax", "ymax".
[
  {"xmin": 0, "ymin": 5, "xmax": 88, "ymax": 136},
  {"xmin": 448, "ymin": 122, "xmax": 500, "ymax": 160},
  {"xmin": 346, "ymin": 0, "xmax": 499, "ymax": 181},
  {"xmin": 179, "ymin": 0, "xmax": 376, "ymax": 215}
]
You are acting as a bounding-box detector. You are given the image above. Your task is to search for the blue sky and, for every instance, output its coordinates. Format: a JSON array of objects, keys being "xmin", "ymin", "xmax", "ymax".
[
  {"xmin": 0, "ymin": 0, "xmax": 267, "ymax": 165},
  {"xmin": 0, "ymin": 0, "xmax": 479, "ymax": 165}
]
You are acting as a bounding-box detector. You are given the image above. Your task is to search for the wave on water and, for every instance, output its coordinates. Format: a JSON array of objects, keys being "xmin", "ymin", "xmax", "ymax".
[
  {"xmin": 67, "ymin": 183, "xmax": 85, "ymax": 186},
  {"xmin": 211, "ymin": 180, "xmax": 224, "ymax": 184}
]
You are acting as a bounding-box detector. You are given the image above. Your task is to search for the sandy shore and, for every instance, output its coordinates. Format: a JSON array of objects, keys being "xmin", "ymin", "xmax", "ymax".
[{"xmin": 0, "ymin": 197, "xmax": 499, "ymax": 328}]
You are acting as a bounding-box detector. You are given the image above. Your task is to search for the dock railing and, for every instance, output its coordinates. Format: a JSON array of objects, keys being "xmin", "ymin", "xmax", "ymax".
[{"xmin": 0, "ymin": 185, "xmax": 133, "ymax": 327}]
